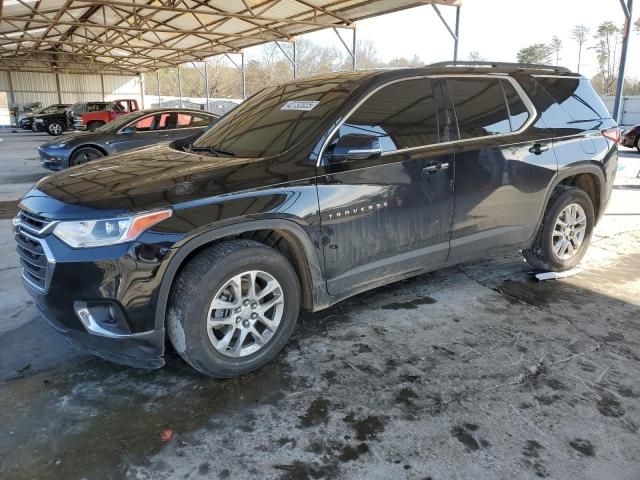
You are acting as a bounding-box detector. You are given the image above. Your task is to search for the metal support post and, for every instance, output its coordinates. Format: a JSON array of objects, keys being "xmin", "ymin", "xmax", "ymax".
[
  {"xmin": 204, "ymin": 60, "xmax": 210, "ymax": 111},
  {"xmin": 225, "ymin": 52, "xmax": 246, "ymax": 99},
  {"xmin": 177, "ymin": 65, "xmax": 183, "ymax": 107},
  {"xmin": 613, "ymin": 0, "xmax": 633, "ymax": 123},
  {"xmin": 432, "ymin": 4, "xmax": 460, "ymax": 61},
  {"xmin": 332, "ymin": 27, "xmax": 356, "ymax": 70},
  {"xmin": 275, "ymin": 41, "xmax": 297, "ymax": 78},
  {"xmin": 156, "ymin": 71, "xmax": 161, "ymax": 107}
]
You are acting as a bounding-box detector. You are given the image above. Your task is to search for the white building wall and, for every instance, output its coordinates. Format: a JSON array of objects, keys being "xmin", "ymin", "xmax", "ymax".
[
  {"xmin": 0, "ymin": 70, "xmax": 143, "ymax": 125},
  {"xmin": 601, "ymin": 96, "xmax": 640, "ymax": 127}
]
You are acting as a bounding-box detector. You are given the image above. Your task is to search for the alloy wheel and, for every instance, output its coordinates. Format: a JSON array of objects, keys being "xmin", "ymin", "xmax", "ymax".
[
  {"xmin": 207, "ymin": 270, "xmax": 284, "ymax": 357},
  {"xmin": 552, "ymin": 203, "xmax": 587, "ymax": 260},
  {"xmin": 49, "ymin": 123, "xmax": 62, "ymax": 135}
]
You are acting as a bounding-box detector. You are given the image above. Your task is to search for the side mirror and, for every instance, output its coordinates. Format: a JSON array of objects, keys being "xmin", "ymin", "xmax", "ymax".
[
  {"xmin": 328, "ymin": 134, "xmax": 382, "ymax": 163},
  {"xmin": 119, "ymin": 126, "xmax": 136, "ymax": 134}
]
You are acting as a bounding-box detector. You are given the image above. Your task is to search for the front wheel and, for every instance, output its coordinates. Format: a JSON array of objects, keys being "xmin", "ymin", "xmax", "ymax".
[
  {"xmin": 167, "ymin": 239, "xmax": 301, "ymax": 378},
  {"xmin": 523, "ymin": 186, "xmax": 595, "ymax": 272},
  {"xmin": 70, "ymin": 147, "xmax": 104, "ymax": 166},
  {"xmin": 47, "ymin": 121, "xmax": 64, "ymax": 136}
]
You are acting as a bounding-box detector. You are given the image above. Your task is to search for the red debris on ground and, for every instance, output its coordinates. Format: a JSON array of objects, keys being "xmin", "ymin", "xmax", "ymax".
[{"xmin": 160, "ymin": 429, "xmax": 174, "ymax": 443}]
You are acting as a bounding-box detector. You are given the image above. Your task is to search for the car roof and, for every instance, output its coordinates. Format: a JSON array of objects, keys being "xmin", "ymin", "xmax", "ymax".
[
  {"xmin": 134, "ymin": 108, "xmax": 219, "ymax": 116},
  {"xmin": 275, "ymin": 63, "xmax": 581, "ymax": 91}
]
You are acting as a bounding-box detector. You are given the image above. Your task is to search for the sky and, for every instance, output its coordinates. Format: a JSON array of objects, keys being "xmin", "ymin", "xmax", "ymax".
[{"xmin": 245, "ymin": 0, "xmax": 639, "ymax": 80}]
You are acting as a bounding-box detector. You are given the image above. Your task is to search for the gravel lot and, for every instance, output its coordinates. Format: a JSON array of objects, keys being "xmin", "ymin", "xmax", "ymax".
[{"xmin": 1, "ymin": 130, "xmax": 639, "ymax": 480}]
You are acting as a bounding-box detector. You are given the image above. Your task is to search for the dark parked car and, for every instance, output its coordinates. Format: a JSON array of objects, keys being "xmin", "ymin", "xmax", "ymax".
[
  {"xmin": 32, "ymin": 101, "xmax": 109, "ymax": 136},
  {"xmin": 38, "ymin": 108, "xmax": 219, "ymax": 170},
  {"xmin": 18, "ymin": 104, "xmax": 69, "ymax": 130},
  {"xmin": 15, "ymin": 63, "xmax": 618, "ymax": 378},
  {"xmin": 621, "ymin": 125, "xmax": 640, "ymax": 151}
]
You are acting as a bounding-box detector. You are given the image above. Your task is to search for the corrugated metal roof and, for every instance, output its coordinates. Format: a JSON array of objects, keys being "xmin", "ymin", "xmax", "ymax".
[{"xmin": 0, "ymin": 0, "xmax": 461, "ymax": 75}]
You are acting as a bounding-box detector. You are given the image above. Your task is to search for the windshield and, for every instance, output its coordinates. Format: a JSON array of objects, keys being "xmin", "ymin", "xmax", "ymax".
[
  {"xmin": 41, "ymin": 105, "xmax": 68, "ymax": 114},
  {"xmin": 192, "ymin": 77, "xmax": 357, "ymax": 158}
]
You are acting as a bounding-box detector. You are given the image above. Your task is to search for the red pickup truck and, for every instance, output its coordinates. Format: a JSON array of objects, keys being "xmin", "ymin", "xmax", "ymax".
[{"xmin": 76, "ymin": 99, "xmax": 140, "ymax": 131}]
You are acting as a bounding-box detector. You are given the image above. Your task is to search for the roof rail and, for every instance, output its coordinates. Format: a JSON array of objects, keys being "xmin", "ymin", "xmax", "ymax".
[{"xmin": 427, "ymin": 61, "xmax": 573, "ymax": 74}]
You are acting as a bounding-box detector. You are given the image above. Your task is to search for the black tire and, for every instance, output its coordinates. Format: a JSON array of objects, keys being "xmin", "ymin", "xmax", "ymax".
[
  {"xmin": 31, "ymin": 123, "xmax": 38, "ymax": 132},
  {"xmin": 523, "ymin": 185, "xmax": 595, "ymax": 272},
  {"xmin": 635, "ymin": 136, "xmax": 639, "ymax": 153},
  {"xmin": 70, "ymin": 147, "xmax": 104, "ymax": 166},
  {"xmin": 46, "ymin": 121, "xmax": 64, "ymax": 136},
  {"xmin": 87, "ymin": 121, "xmax": 104, "ymax": 132},
  {"xmin": 167, "ymin": 239, "xmax": 301, "ymax": 378}
]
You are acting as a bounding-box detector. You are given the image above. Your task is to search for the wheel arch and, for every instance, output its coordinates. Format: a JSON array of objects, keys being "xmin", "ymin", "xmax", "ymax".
[
  {"xmin": 545, "ymin": 163, "xmax": 605, "ymax": 219},
  {"xmin": 154, "ymin": 218, "xmax": 327, "ymax": 331},
  {"xmin": 70, "ymin": 144, "xmax": 108, "ymax": 159}
]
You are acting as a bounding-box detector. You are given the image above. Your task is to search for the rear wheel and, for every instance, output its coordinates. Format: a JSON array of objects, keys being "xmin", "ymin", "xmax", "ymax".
[
  {"xmin": 87, "ymin": 121, "xmax": 105, "ymax": 132},
  {"xmin": 47, "ymin": 121, "xmax": 64, "ymax": 136},
  {"xmin": 523, "ymin": 186, "xmax": 595, "ymax": 272},
  {"xmin": 167, "ymin": 239, "xmax": 301, "ymax": 378},
  {"xmin": 70, "ymin": 147, "xmax": 104, "ymax": 166}
]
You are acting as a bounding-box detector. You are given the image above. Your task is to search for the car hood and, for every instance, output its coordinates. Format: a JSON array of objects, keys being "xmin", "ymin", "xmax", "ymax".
[{"xmin": 24, "ymin": 143, "xmax": 289, "ymax": 217}]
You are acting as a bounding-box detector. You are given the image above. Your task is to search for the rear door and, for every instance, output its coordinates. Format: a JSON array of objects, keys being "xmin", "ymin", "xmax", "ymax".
[
  {"xmin": 162, "ymin": 111, "xmax": 213, "ymax": 141},
  {"xmin": 444, "ymin": 76, "xmax": 558, "ymax": 261},
  {"xmin": 316, "ymin": 77, "xmax": 454, "ymax": 295}
]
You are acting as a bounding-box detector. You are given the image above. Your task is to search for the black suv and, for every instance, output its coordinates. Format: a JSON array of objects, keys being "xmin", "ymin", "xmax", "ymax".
[
  {"xmin": 32, "ymin": 101, "xmax": 109, "ymax": 136},
  {"xmin": 14, "ymin": 63, "xmax": 618, "ymax": 378}
]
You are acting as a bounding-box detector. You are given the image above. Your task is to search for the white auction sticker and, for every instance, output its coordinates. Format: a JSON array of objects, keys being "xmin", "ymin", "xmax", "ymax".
[{"xmin": 281, "ymin": 100, "xmax": 320, "ymax": 111}]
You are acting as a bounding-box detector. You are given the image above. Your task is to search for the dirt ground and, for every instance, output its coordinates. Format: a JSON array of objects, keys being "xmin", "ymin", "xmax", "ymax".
[{"xmin": 0, "ymin": 130, "xmax": 639, "ymax": 480}]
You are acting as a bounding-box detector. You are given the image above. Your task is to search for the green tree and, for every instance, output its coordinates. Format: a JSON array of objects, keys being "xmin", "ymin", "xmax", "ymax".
[
  {"xmin": 551, "ymin": 35, "xmax": 563, "ymax": 65},
  {"xmin": 570, "ymin": 25, "xmax": 589, "ymax": 72},
  {"xmin": 516, "ymin": 43, "xmax": 553, "ymax": 64},
  {"xmin": 592, "ymin": 21, "xmax": 622, "ymax": 95}
]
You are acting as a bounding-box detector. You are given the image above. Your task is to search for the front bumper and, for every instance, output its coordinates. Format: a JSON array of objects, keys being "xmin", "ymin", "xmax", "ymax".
[
  {"xmin": 38, "ymin": 146, "xmax": 69, "ymax": 171},
  {"xmin": 15, "ymin": 220, "xmax": 174, "ymax": 369}
]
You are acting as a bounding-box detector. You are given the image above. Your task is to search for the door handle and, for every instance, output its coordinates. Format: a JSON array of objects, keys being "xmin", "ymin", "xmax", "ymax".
[
  {"xmin": 529, "ymin": 143, "xmax": 550, "ymax": 155},
  {"xmin": 423, "ymin": 162, "xmax": 450, "ymax": 174}
]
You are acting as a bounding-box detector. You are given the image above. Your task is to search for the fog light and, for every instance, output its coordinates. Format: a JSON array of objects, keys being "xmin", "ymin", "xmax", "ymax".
[{"xmin": 74, "ymin": 301, "xmax": 132, "ymax": 338}]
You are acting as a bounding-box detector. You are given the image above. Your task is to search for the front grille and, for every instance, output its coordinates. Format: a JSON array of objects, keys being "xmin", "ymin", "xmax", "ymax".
[
  {"xmin": 15, "ymin": 230, "xmax": 48, "ymax": 291},
  {"xmin": 14, "ymin": 209, "xmax": 55, "ymax": 293},
  {"xmin": 16, "ymin": 210, "xmax": 53, "ymax": 235}
]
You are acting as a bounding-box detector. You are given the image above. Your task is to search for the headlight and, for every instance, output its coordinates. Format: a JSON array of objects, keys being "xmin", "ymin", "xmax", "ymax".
[
  {"xmin": 48, "ymin": 143, "xmax": 68, "ymax": 149},
  {"xmin": 53, "ymin": 209, "xmax": 172, "ymax": 248}
]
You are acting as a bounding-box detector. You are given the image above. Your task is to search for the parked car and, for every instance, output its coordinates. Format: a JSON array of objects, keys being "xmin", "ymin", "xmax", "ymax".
[
  {"xmin": 32, "ymin": 101, "xmax": 109, "ymax": 136},
  {"xmin": 76, "ymin": 99, "xmax": 140, "ymax": 131},
  {"xmin": 38, "ymin": 108, "xmax": 219, "ymax": 170},
  {"xmin": 14, "ymin": 63, "xmax": 619, "ymax": 378},
  {"xmin": 621, "ymin": 125, "xmax": 640, "ymax": 152},
  {"xmin": 69, "ymin": 101, "xmax": 109, "ymax": 130},
  {"xmin": 18, "ymin": 104, "xmax": 69, "ymax": 130}
]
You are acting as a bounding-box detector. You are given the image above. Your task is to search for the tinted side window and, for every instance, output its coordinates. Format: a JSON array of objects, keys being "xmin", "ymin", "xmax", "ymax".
[
  {"xmin": 500, "ymin": 80, "xmax": 530, "ymax": 131},
  {"xmin": 332, "ymin": 79, "xmax": 439, "ymax": 153},
  {"xmin": 536, "ymin": 77, "xmax": 610, "ymax": 121},
  {"xmin": 447, "ymin": 78, "xmax": 510, "ymax": 139}
]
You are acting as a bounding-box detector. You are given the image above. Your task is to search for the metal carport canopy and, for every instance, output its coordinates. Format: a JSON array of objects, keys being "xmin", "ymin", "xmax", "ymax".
[{"xmin": 0, "ymin": 0, "xmax": 461, "ymax": 76}]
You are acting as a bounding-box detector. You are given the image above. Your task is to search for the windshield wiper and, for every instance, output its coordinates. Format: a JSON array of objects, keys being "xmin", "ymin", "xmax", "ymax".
[{"xmin": 187, "ymin": 145, "xmax": 236, "ymax": 157}]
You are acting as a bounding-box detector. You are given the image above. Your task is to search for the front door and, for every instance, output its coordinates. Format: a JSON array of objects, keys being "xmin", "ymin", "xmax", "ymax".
[{"xmin": 316, "ymin": 78, "xmax": 454, "ymax": 295}]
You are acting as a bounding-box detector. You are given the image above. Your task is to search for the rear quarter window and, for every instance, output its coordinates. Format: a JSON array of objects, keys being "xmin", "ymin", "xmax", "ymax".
[{"xmin": 535, "ymin": 77, "xmax": 611, "ymax": 121}]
